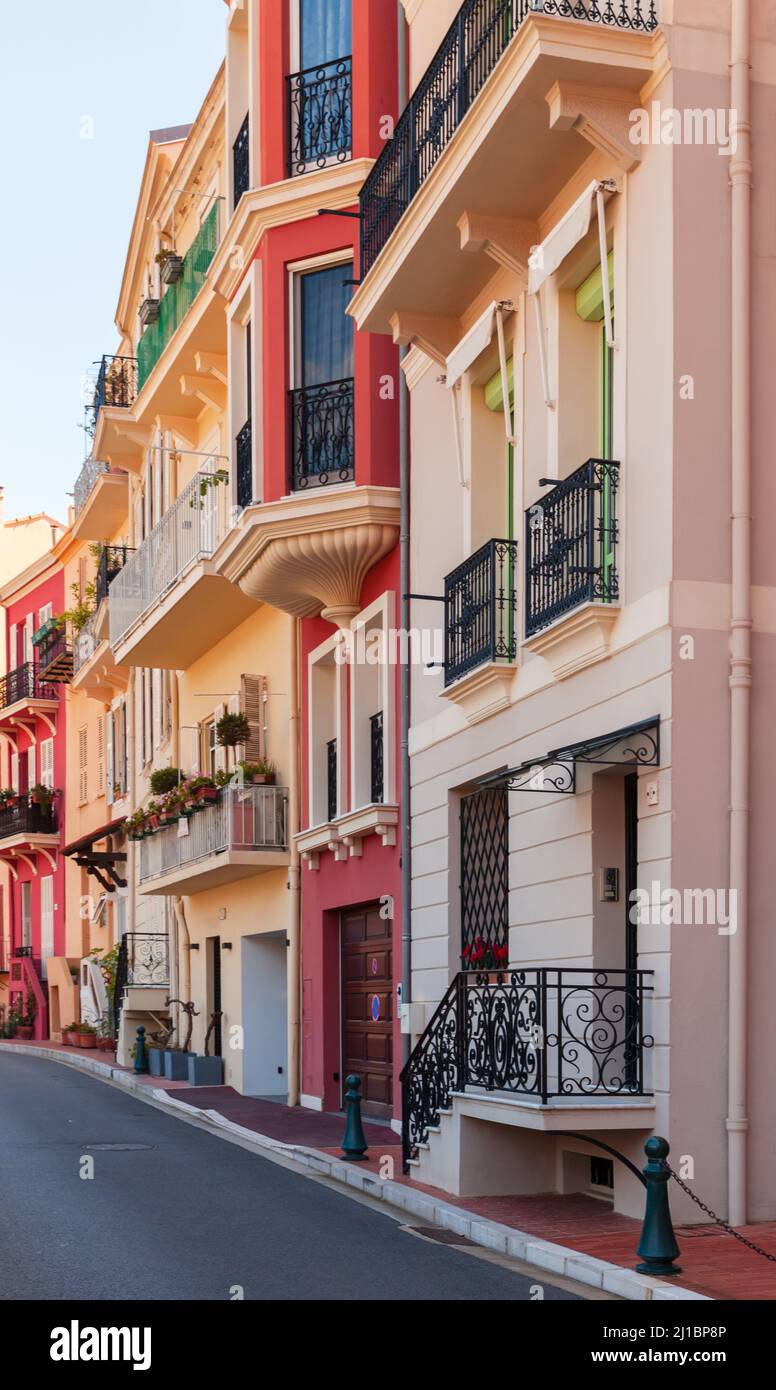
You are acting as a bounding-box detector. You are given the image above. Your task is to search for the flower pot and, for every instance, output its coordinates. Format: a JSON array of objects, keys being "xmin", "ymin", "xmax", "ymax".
[
  {"xmin": 96, "ymin": 1037, "xmax": 115, "ymax": 1053},
  {"xmin": 163, "ymin": 1049, "xmax": 189, "ymax": 1081},
  {"xmin": 61, "ymin": 1029, "xmax": 77, "ymax": 1045},
  {"xmin": 187, "ymin": 1054, "xmax": 225, "ymax": 1087},
  {"xmin": 160, "ymin": 254, "xmax": 183, "ymax": 284},
  {"xmin": 139, "ymin": 297, "xmax": 160, "ymax": 326},
  {"xmin": 15, "ymin": 1025, "xmax": 33, "ymax": 1040},
  {"xmin": 147, "ymin": 815, "xmax": 160, "ymax": 832},
  {"xmin": 147, "ymin": 1047, "xmax": 164, "ymax": 1078},
  {"xmin": 76, "ymin": 1033, "xmax": 97, "ymax": 1050}
]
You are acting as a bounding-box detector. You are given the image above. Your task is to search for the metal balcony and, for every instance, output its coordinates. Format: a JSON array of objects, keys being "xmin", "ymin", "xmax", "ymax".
[
  {"xmin": 359, "ymin": 0, "xmax": 659, "ymax": 278},
  {"xmin": 136, "ymin": 201, "xmax": 220, "ymax": 390},
  {"xmin": 233, "ymin": 113, "xmax": 250, "ymax": 209},
  {"xmin": 236, "ymin": 419, "xmax": 253, "ymax": 509},
  {"xmin": 525, "ymin": 459, "xmax": 619, "ymax": 637},
  {"xmin": 370, "ymin": 712, "xmax": 384, "ymax": 805},
  {"xmin": 139, "ymin": 785, "xmax": 289, "ymax": 892},
  {"xmin": 35, "ymin": 630, "xmax": 73, "ymax": 685},
  {"xmin": 289, "ymin": 377, "xmax": 355, "ymax": 491},
  {"xmin": 287, "ymin": 56, "xmax": 352, "ymax": 177},
  {"xmin": 96, "ymin": 544, "xmax": 133, "ymax": 607},
  {"xmin": 74, "ymin": 458, "xmax": 109, "ymax": 517},
  {"xmin": 90, "ymin": 356, "xmax": 138, "ymax": 431},
  {"xmin": 0, "ymin": 800, "xmax": 57, "ymax": 842},
  {"xmin": 444, "ymin": 538, "xmax": 517, "ymax": 686},
  {"xmin": 0, "ymin": 663, "xmax": 56, "ymax": 712}
]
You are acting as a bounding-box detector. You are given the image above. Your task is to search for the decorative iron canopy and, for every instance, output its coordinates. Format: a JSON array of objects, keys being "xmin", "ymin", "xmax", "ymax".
[
  {"xmin": 63, "ymin": 817, "xmax": 127, "ymax": 891},
  {"xmin": 480, "ymin": 718, "xmax": 660, "ymax": 796}
]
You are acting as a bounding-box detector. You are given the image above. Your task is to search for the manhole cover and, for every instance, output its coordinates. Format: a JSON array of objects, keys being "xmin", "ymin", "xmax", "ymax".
[{"xmin": 85, "ymin": 1143, "xmax": 155, "ymax": 1151}]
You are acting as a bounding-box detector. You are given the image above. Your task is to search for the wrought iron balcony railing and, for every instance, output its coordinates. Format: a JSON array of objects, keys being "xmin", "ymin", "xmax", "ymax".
[
  {"xmin": 359, "ymin": 0, "xmax": 659, "ymax": 277},
  {"xmin": 139, "ymin": 785, "xmax": 288, "ymax": 884},
  {"xmin": 36, "ymin": 630, "xmax": 73, "ymax": 684},
  {"xmin": 74, "ymin": 457, "xmax": 109, "ymax": 517},
  {"xmin": 109, "ymin": 462, "xmax": 230, "ymax": 648},
  {"xmin": 236, "ymin": 419, "xmax": 253, "ymax": 509},
  {"xmin": 0, "ymin": 663, "xmax": 56, "ymax": 712},
  {"xmin": 445, "ymin": 538, "xmax": 517, "ymax": 686},
  {"xmin": 233, "ymin": 113, "xmax": 250, "ymax": 209},
  {"xmin": 0, "ymin": 799, "xmax": 57, "ymax": 842},
  {"xmin": 525, "ymin": 458, "xmax": 619, "ymax": 637},
  {"xmin": 290, "ymin": 377, "xmax": 355, "ymax": 491},
  {"xmin": 96, "ymin": 544, "xmax": 133, "ymax": 607},
  {"xmin": 137, "ymin": 201, "xmax": 220, "ymax": 391},
  {"xmin": 401, "ymin": 966, "xmax": 654, "ymax": 1169},
  {"xmin": 287, "ymin": 56, "xmax": 352, "ymax": 177},
  {"xmin": 327, "ymin": 739, "xmax": 338, "ymax": 822},
  {"xmin": 370, "ymin": 712, "xmax": 384, "ymax": 805},
  {"xmin": 91, "ymin": 355, "xmax": 138, "ymax": 430}
]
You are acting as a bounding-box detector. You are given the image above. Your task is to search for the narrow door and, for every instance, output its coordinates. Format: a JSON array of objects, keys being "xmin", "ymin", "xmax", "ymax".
[
  {"xmin": 341, "ymin": 905, "xmax": 393, "ymax": 1119},
  {"xmin": 624, "ymin": 773, "xmax": 639, "ymax": 1083},
  {"xmin": 207, "ymin": 935, "xmax": 222, "ymax": 1057}
]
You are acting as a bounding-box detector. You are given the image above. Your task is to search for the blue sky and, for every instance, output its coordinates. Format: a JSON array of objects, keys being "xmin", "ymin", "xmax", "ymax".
[{"xmin": 0, "ymin": 0, "xmax": 226, "ymax": 524}]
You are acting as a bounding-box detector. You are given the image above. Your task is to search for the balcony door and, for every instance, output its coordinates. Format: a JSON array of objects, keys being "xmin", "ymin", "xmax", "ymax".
[
  {"xmin": 290, "ymin": 261, "xmax": 355, "ymax": 489},
  {"xmin": 300, "ymin": 0, "xmax": 351, "ymax": 71},
  {"xmin": 20, "ymin": 881, "xmax": 32, "ymax": 950}
]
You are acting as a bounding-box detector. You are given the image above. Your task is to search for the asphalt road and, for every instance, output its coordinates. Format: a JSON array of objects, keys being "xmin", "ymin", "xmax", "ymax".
[{"xmin": 0, "ymin": 1053, "xmax": 584, "ymax": 1301}]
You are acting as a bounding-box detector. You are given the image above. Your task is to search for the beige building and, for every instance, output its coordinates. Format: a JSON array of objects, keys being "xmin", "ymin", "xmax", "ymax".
[{"xmin": 351, "ymin": 0, "xmax": 769, "ymax": 1226}]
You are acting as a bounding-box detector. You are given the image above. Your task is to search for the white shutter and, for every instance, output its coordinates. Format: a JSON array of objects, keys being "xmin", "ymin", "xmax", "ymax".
[
  {"xmin": 10, "ymin": 752, "xmax": 19, "ymax": 793},
  {"xmin": 79, "ymin": 727, "xmax": 88, "ymax": 803},
  {"xmin": 152, "ymin": 670, "xmax": 162, "ymax": 749},
  {"xmin": 38, "ymin": 603, "xmax": 53, "ymax": 629},
  {"xmin": 8, "ymin": 624, "xmax": 17, "ymax": 671},
  {"xmin": 97, "ymin": 715, "xmax": 105, "ymax": 795},
  {"xmin": 106, "ymin": 713, "xmax": 115, "ymax": 806},
  {"xmin": 40, "ymin": 739, "xmax": 54, "ymax": 791},
  {"xmin": 27, "ymin": 746, "xmax": 36, "ymax": 790},
  {"xmin": 40, "ymin": 877, "xmax": 54, "ymax": 979},
  {"xmin": 23, "ymin": 614, "xmax": 34, "ymax": 664},
  {"xmin": 214, "ymin": 704, "xmax": 226, "ymax": 775}
]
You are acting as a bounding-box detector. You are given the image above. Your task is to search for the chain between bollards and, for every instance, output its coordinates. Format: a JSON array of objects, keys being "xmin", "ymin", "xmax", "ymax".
[
  {"xmin": 341, "ymin": 1074, "xmax": 369, "ymax": 1162},
  {"xmin": 636, "ymin": 1136, "xmax": 682, "ymax": 1276},
  {"xmin": 133, "ymin": 1025, "xmax": 149, "ymax": 1075}
]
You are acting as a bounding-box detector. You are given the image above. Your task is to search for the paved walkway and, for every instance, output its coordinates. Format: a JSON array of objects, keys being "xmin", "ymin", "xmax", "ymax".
[{"xmin": 6, "ymin": 1040, "xmax": 776, "ymax": 1299}]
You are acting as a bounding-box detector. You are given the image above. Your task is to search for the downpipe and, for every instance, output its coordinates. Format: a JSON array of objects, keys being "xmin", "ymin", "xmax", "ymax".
[
  {"xmin": 398, "ymin": 2, "xmax": 412, "ymax": 1076},
  {"xmin": 727, "ymin": 0, "xmax": 752, "ymax": 1227},
  {"xmin": 287, "ymin": 616, "xmax": 302, "ymax": 1107}
]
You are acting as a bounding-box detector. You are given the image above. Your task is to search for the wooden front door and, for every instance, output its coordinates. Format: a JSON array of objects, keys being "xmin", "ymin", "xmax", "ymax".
[{"xmin": 341, "ymin": 905, "xmax": 393, "ymax": 1119}]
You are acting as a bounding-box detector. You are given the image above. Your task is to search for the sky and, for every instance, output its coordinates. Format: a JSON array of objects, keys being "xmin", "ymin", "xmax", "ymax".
[{"xmin": 0, "ymin": 0, "xmax": 227, "ymax": 525}]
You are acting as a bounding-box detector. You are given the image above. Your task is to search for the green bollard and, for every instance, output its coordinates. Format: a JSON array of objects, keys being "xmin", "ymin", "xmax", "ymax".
[
  {"xmin": 636, "ymin": 1136, "xmax": 682, "ymax": 1276},
  {"xmin": 341, "ymin": 1074, "xmax": 368, "ymax": 1162},
  {"xmin": 133, "ymin": 1025, "xmax": 149, "ymax": 1075}
]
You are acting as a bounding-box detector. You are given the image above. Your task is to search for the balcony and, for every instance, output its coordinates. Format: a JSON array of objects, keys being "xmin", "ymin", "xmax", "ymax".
[
  {"xmin": 233, "ymin": 113, "xmax": 250, "ymax": 210},
  {"xmin": 0, "ymin": 799, "xmax": 57, "ymax": 844},
  {"xmin": 289, "ymin": 378, "xmax": 355, "ymax": 491},
  {"xmin": 0, "ymin": 664, "xmax": 58, "ymax": 726},
  {"xmin": 402, "ymin": 966, "xmax": 654, "ymax": 1169},
  {"xmin": 236, "ymin": 419, "xmax": 253, "ymax": 509},
  {"xmin": 137, "ymin": 202, "xmax": 220, "ymax": 393},
  {"xmin": 71, "ymin": 548, "xmax": 132, "ymax": 698},
  {"xmin": 287, "ymin": 57, "xmax": 352, "ymax": 178},
  {"xmin": 524, "ymin": 459, "xmax": 619, "ymax": 677},
  {"xmin": 441, "ymin": 538, "xmax": 517, "ymax": 721},
  {"xmin": 351, "ymin": 0, "xmax": 660, "ymax": 336},
  {"xmin": 139, "ymin": 785, "xmax": 289, "ymax": 895},
  {"xmin": 35, "ymin": 628, "xmax": 73, "ymax": 685},
  {"xmin": 91, "ymin": 355, "xmax": 138, "ymax": 425},
  {"xmin": 108, "ymin": 463, "xmax": 255, "ymax": 669},
  {"xmin": 72, "ymin": 458, "xmax": 129, "ymax": 544}
]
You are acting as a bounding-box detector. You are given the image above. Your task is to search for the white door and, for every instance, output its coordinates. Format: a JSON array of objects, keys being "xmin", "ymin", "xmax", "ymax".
[
  {"xmin": 20, "ymin": 881, "xmax": 32, "ymax": 949},
  {"xmin": 40, "ymin": 877, "xmax": 54, "ymax": 979}
]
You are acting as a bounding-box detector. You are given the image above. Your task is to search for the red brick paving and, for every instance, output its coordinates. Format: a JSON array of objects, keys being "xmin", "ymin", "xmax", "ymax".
[{"xmin": 6, "ymin": 1042, "xmax": 776, "ymax": 1299}]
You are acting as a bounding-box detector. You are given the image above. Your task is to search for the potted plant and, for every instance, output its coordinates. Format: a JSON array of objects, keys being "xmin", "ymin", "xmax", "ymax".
[
  {"xmin": 124, "ymin": 808, "xmax": 147, "ymax": 841},
  {"xmin": 61, "ymin": 1022, "xmax": 79, "ymax": 1046},
  {"xmin": 187, "ymin": 1053, "xmax": 225, "ymax": 1086},
  {"xmin": 238, "ymin": 758, "xmax": 276, "ymax": 786},
  {"xmin": 29, "ymin": 783, "xmax": 55, "ymax": 813},
  {"xmin": 155, "ymin": 247, "xmax": 183, "ymax": 284},
  {"xmin": 73, "ymin": 1022, "xmax": 98, "ymax": 1050},
  {"xmin": 150, "ymin": 767, "xmax": 180, "ymax": 796},
  {"xmin": 216, "ymin": 712, "xmax": 251, "ymax": 749},
  {"xmin": 15, "ymin": 990, "xmax": 36, "ymax": 1040},
  {"xmin": 145, "ymin": 800, "xmax": 163, "ymax": 833},
  {"xmin": 190, "ymin": 775, "xmax": 219, "ymax": 806},
  {"xmin": 96, "ymin": 1015, "xmax": 115, "ymax": 1053},
  {"xmin": 0, "ymin": 787, "xmax": 17, "ymax": 807},
  {"xmin": 139, "ymin": 296, "xmax": 160, "ymax": 326},
  {"xmin": 158, "ymin": 788, "xmax": 182, "ymax": 825}
]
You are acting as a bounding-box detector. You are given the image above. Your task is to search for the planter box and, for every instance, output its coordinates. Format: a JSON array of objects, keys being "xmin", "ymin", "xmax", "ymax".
[
  {"xmin": 15, "ymin": 1026, "xmax": 33, "ymax": 1040},
  {"xmin": 160, "ymin": 254, "xmax": 183, "ymax": 284},
  {"xmin": 147, "ymin": 1047, "xmax": 164, "ymax": 1077},
  {"xmin": 76, "ymin": 1034, "xmax": 97, "ymax": 1050},
  {"xmin": 163, "ymin": 1049, "xmax": 190, "ymax": 1081},
  {"xmin": 187, "ymin": 1054, "xmax": 224, "ymax": 1087},
  {"xmin": 140, "ymin": 297, "xmax": 160, "ymax": 326}
]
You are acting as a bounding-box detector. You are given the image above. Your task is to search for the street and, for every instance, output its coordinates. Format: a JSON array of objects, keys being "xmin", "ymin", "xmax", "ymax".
[{"xmin": 0, "ymin": 1054, "xmax": 584, "ymax": 1302}]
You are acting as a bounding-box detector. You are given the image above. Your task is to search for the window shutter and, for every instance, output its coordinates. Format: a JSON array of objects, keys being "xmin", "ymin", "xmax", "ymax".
[
  {"xmin": 97, "ymin": 715, "xmax": 105, "ymax": 796},
  {"xmin": 106, "ymin": 713, "xmax": 115, "ymax": 806},
  {"xmin": 40, "ymin": 877, "xmax": 54, "ymax": 979},
  {"xmin": 214, "ymin": 704, "xmax": 226, "ymax": 775},
  {"xmin": 240, "ymin": 675, "xmax": 266, "ymax": 763},
  {"xmin": 152, "ymin": 671, "xmax": 162, "ymax": 749},
  {"xmin": 40, "ymin": 739, "xmax": 54, "ymax": 791},
  {"xmin": 27, "ymin": 746, "xmax": 36, "ymax": 790},
  {"xmin": 9, "ymin": 623, "xmax": 17, "ymax": 670},
  {"xmin": 10, "ymin": 752, "xmax": 18, "ymax": 793},
  {"xmin": 23, "ymin": 614, "xmax": 34, "ymax": 664},
  {"xmin": 79, "ymin": 726, "xmax": 88, "ymax": 804}
]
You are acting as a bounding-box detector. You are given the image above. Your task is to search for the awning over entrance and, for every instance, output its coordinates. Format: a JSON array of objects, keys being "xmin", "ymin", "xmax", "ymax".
[
  {"xmin": 63, "ymin": 816, "xmax": 127, "ymax": 891},
  {"xmin": 480, "ymin": 718, "xmax": 660, "ymax": 796}
]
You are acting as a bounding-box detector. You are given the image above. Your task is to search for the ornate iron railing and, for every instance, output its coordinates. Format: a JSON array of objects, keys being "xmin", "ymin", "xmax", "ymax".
[
  {"xmin": 139, "ymin": 786, "xmax": 288, "ymax": 884},
  {"xmin": 74, "ymin": 458, "xmax": 109, "ymax": 517},
  {"xmin": 445, "ymin": 538, "xmax": 517, "ymax": 686},
  {"xmin": 327, "ymin": 739, "xmax": 338, "ymax": 822},
  {"xmin": 0, "ymin": 663, "xmax": 56, "ymax": 711},
  {"xmin": 125, "ymin": 933, "xmax": 170, "ymax": 987},
  {"xmin": 109, "ymin": 461, "xmax": 230, "ymax": 648},
  {"xmin": 236, "ymin": 419, "xmax": 253, "ymax": 508},
  {"xmin": 137, "ymin": 201, "xmax": 220, "ymax": 390},
  {"xmin": 36, "ymin": 630, "xmax": 73, "ymax": 684},
  {"xmin": 359, "ymin": 0, "xmax": 659, "ymax": 277},
  {"xmin": 112, "ymin": 936, "xmax": 128, "ymax": 1040},
  {"xmin": 233, "ymin": 113, "xmax": 250, "ymax": 209},
  {"xmin": 401, "ymin": 966, "xmax": 654, "ymax": 1169},
  {"xmin": 287, "ymin": 56, "xmax": 352, "ymax": 177},
  {"xmin": 290, "ymin": 377, "xmax": 355, "ymax": 490},
  {"xmin": 0, "ymin": 800, "xmax": 57, "ymax": 841},
  {"xmin": 525, "ymin": 458, "xmax": 619, "ymax": 637},
  {"xmin": 370, "ymin": 712, "xmax": 384, "ymax": 805},
  {"xmin": 96, "ymin": 545, "xmax": 133, "ymax": 606},
  {"xmin": 91, "ymin": 355, "xmax": 138, "ymax": 429}
]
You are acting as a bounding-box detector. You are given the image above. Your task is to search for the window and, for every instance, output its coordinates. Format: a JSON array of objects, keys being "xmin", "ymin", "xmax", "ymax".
[
  {"xmin": 39, "ymin": 739, "xmax": 54, "ymax": 792},
  {"xmin": 299, "ymin": 0, "xmax": 351, "ymax": 70},
  {"xmin": 460, "ymin": 788, "xmax": 509, "ymax": 970},
  {"xmin": 97, "ymin": 715, "xmax": 105, "ymax": 796},
  {"xmin": 40, "ymin": 877, "xmax": 54, "ymax": 979},
  {"xmin": 37, "ymin": 602, "xmax": 53, "ymax": 630},
  {"xmin": 294, "ymin": 262, "xmax": 354, "ymax": 388},
  {"xmin": 23, "ymin": 613, "xmax": 34, "ymax": 664},
  {"xmin": 20, "ymin": 881, "xmax": 32, "ymax": 950},
  {"xmin": 307, "ymin": 635, "xmax": 346, "ymax": 825},
  {"xmin": 575, "ymin": 252, "xmax": 616, "ymax": 597},
  {"xmin": 290, "ymin": 260, "xmax": 355, "ymax": 489},
  {"xmin": 26, "ymin": 746, "xmax": 35, "ymax": 792},
  {"xmin": 349, "ymin": 593, "xmax": 394, "ymax": 810}
]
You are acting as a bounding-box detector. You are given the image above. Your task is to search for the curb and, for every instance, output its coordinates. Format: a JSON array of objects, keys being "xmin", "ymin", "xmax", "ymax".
[{"xmin": 0, "ymin": 1043, "xmax": 710, "ymax": 1302}]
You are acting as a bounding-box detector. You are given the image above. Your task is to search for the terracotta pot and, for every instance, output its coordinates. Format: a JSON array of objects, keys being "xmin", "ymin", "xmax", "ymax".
[
  {"xmin": 76, "ymin": 1033, "xmax": 97, "ymax": 1049},
  {"xmin": 96, "ymin": 1037, "xmax": 115, "ymax": 1052},
  {"xmin": 15, "ymin": 1025, "xmax": 33, "ymax": 1040}
]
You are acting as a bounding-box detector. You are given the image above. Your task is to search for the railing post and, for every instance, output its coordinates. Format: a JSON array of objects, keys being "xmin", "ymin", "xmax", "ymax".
[
  {"xmin": 456, "ymin": 971, "xmax": 467, "ymax": 1091},
  {"xmin": 636, "ymin": 1136, "xmax": 682, "ymax": 1277},
  {"xmin": 341, "ymin": 1074, "xmax": 369, "ymax": 1162}
]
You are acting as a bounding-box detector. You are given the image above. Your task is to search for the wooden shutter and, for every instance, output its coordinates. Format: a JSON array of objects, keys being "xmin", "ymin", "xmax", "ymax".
[
  {"xmin": 106, "ymin": 713, "xmax": 115, "ymax": 806},
  {"xmin": 40, "ymin": 877, "xmax": 54, "ymax": 979},
  {"xmin": 27, "ymin": 746, "xmax": 35, "ymax": 790},
  {"xmin": 40, "ymin": 739, "xmax": 54, "ymax": 791},
  {"xmin": 8, "ymin": 623, "xmax": 17, "ymax": 670},
  {"xmin": 23, "ymin": 614, "xmax": 34, "ymax": 663},
  {"xmin": 152, "ymin": 670, "xmax": 162, "ymax": 749},
  {"xmin": 97, "ymin": 715, "xmax": 105, "ymax": 795},
  {"xmin": 79, "ymin": 726, "xmax": 88, "ymax": 804},
  {"xmin": 240, "ymin": 675, "xmax": 266, "ymax": 763}
]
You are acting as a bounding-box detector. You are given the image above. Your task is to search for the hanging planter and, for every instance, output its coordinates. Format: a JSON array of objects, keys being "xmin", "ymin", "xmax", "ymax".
[
  {"xmin": 160, "ymin": 253, "xmax": 183, "ymax": 285},
  {"xmin": 139, "ymin": 297, "xmax": 160, "ymax": 326}
]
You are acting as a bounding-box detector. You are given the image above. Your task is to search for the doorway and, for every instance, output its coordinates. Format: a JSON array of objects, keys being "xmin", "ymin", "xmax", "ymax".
[
  {"xmin": 241, "ymin": 932, "xmax": 288, "ymax": 1098},
  {"xmin": 206, "ymin": 936, "xmax": 222, "ymax": 1057},
  {"xmin": 341, "ymin": 904, "xmax": 393, "ymax": 1119}
]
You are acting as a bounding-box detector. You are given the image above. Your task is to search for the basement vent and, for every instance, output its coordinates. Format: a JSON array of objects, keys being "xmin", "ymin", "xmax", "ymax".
[{"xmin": 590, "ymin": 1157, "xmax": 614, "ymax": 1190}]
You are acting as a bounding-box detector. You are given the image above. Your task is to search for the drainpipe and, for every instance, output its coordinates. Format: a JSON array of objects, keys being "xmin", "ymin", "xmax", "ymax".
[
  {"xmin": 173, "ymin": 897, "xmax": 191, "ymax": 1011},
  {"xmin": 287, "ymin": 616, "xmax": 302, "ymax": 1107},
  {"xmin": 727, "ymin": 0, "xmax": 752, "ymax": 1228},
  {"xmin": 169, "ymin": 672, "xmax": 181, "ymax": 1009},
  {"xmin": 398, "ymin": 0, "xmax": 411, "ymax": 1071}
]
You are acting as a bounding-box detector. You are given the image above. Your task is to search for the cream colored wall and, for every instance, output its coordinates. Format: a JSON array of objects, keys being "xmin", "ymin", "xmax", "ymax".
[{"xmin": 402, "ymin": 0, "xmax": 460, "ymax": 94}]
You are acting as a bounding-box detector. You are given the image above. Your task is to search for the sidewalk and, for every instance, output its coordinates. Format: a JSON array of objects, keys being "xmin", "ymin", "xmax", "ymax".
[{"xmin": 4, "ymin": 1040, "xmax": 776, "ymax": 1300}]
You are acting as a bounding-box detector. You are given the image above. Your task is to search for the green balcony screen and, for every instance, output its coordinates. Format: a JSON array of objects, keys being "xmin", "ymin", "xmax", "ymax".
[{"xmin": 137, "ymin": 202, "xmax": 220, "ymax": 390}]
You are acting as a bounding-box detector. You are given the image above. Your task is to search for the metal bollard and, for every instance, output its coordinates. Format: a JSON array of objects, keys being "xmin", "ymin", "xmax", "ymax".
[
  {"xmin": 133, "ymin": 1025, "xmax": 149, "ymax": 1075},
  {"xmin": 341, "ymin": 1074, "xmax": 368, "ymax": 1162},
  {"xmin": 636, "ymin": 1136, "xmax": 682, "ymax": 1276}
]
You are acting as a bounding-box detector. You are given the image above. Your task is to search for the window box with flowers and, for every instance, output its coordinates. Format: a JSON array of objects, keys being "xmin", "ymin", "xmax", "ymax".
[{"xmin": 461, "ymin": 938, "xmax": 509, "ymax": 972}]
